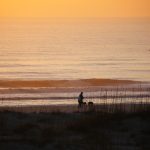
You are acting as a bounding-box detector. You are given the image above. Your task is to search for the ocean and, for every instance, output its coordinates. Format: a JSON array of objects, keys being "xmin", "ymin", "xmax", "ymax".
[{"xmin": 0, "ymin": 18, "xmax": 150, "ymax": 81}]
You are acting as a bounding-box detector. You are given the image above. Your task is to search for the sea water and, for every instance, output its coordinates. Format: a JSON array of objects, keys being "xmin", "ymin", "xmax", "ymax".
[{"xmin": 0, "ymin": 18, "xmax": 150, "ymax": 81}]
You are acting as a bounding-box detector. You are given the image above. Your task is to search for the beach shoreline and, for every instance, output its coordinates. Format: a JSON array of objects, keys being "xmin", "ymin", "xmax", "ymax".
[{"xmin": 0, "ymin": 78, "xmax": 149, "ymax": 112}]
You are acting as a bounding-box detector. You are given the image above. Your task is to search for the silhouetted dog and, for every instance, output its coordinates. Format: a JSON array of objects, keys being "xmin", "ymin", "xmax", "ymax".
[
  {"xmin": 82, "ymin": 102, "xmax": 87, "ymax": 107},
  {"xmin": 88, "ymin": 102, "xmax": 94, "ymax": 106},
  {"xmin": 88, "ymin": 102, "xmax": 94, "ymax": 111}
]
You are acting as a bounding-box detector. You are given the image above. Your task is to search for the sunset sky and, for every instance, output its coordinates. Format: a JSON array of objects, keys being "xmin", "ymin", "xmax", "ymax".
[{"xmin": 0, "ymin": 0, "xmax": 150, "ymax": 18}]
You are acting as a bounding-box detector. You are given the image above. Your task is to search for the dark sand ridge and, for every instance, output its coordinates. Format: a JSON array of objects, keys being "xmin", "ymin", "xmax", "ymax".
[
  {"xmin": 0, "ymin": 103, "xmax": 150, "ymax": 113},
  {"xmin": 0, "ymin": 79, "xmax": 139, "ymax": 88}
]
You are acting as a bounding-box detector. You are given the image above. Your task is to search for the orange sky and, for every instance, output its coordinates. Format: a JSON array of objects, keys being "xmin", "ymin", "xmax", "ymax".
[{"xmin": 0, "ymin": 0, "xmax": 150, "ymax": 18}]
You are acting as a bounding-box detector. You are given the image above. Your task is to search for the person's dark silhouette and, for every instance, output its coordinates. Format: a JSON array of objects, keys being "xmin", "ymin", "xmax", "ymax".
[{"xmin": 78, "ymin": 92, "xmax": 84, "ymax": 108}]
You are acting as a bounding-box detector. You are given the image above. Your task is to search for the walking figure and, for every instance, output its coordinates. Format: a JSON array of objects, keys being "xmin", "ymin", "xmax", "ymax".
[{"xmin": 78, "ymin": 92, "xmax": 84, "ymax": 108}]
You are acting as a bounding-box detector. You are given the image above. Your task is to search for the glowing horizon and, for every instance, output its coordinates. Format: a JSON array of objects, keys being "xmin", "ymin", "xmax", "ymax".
[{"xmin": 0, "ymin": 0, "xmax": 150, "ymax": 18}]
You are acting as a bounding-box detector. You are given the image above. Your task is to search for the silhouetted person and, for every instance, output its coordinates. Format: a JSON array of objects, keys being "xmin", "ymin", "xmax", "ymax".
[{"xmin": 78, "ymin": 92, "xmax": 84, "ymax": 108}]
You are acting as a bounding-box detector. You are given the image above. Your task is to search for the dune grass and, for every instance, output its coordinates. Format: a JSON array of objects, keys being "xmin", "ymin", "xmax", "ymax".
[{"xmin": 0, "ymin": 110, "xmax": 150, "ymax": 150}]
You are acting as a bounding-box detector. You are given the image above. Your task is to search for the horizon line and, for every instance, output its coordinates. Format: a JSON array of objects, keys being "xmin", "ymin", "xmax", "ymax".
[{"xmin": 0, "ymin": 16, "xmax": 150, "ymax": 19}]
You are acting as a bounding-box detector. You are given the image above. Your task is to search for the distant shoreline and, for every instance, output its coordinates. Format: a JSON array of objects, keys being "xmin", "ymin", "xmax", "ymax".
[{"xmin": 0, "ymin": 78, "xmax": 140, "ymax": 88}]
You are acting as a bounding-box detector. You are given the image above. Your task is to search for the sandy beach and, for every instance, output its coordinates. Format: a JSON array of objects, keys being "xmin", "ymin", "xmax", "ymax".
[{"xmin": 0, "ymin": 103, "xmax": 150, "ymax": 113}]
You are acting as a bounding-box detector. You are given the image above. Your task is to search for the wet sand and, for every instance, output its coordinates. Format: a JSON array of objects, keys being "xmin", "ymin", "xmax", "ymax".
[
  {"xmin": 0, "ymin": 104, "xmax": 130, "ymax": 113},
  {"xmin": 0, "ymin": 103, "xmax": 150, "ymax": 113}
]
